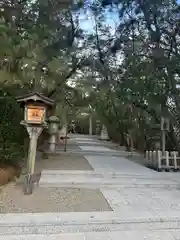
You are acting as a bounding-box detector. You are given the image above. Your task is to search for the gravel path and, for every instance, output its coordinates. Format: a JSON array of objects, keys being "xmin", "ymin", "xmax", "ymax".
[
  {"xmin": 0, "ymin": 138, "xmax": 114, "ymax": 214},
  {"xmin": 0, "ymin": 183, "xmax": 112, "ymax": 213},
  {"xmin": 35, "ymin": 154, "xmax": 93, "ymax": 172}
]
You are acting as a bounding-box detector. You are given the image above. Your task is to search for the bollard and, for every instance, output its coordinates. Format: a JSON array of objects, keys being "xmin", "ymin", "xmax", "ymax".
[
  {"xmin": 157, "ymin": 150, "xmax": 162, "ymax": 170},
  {"xmin": 149, "ymin": 151, "xmax": 153, "ymax": 165},
  {"xmin": 152, "ymin": 151, "xmax": 156, "ymax": 168},
  {"xmin": 165, "ymin": 151, "xmax": 169, "ymax": 168},
  {"xmin": 145, "ymin": 151, "xmax": 148, "ymax": 161},
  {"xmin": 173, "ymin": 151, "xmax": 177, "ymax": 170}
]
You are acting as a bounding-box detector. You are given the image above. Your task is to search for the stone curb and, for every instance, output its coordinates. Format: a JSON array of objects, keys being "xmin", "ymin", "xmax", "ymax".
[
  {"xmin": 1, "ymin": 212, "xmax": 180, "ymax": 235},
  {"xmin": 1, "ymin": 211, "xmax": 180, "ymax": 225},
  {"xmin": 39, "ymin": 182, "xmax": 179, "ymax": 189},
  {"xmin": 0, "ymin": 230, "xmax": 180, "ymax": 240}
]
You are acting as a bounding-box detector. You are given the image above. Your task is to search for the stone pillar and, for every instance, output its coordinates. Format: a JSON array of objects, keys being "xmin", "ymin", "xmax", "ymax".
[
  {"xmin": 48, "ymin": 116, "xmax": 60, "ymax": 152},
  {"xmin": 89, "ymin": 115, "xmax": 92, "ymax": 135},
  {"xmin": 70, "ymin": 120, "xmax": 76, "ymax": 134},
  {"xmin": 162, "ymin": 130, "xmax": 166, "ymax": 155}
]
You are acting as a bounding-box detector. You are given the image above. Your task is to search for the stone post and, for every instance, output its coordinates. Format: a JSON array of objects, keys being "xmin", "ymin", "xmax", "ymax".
[
  {"xmin": 24, "ymin": 126, "xmax": 44, "ymax": 195},
  {"xmin": 27, "ymin": 126, "xmax": 43, "ymax": 174},
  {"xmin": 64, "ymin": 123, "xmax": 68, "ymax": 152},
  {"xmin": 161, "ymin": 117, "xmax": 169, "ymax": 156},
  {"xmin": 162, "ymin": 130, "xmax": 166, "ymax": 155},
  {"xmin": 89, "ymin": 115, "xmax": 92, "ymax": 135}
]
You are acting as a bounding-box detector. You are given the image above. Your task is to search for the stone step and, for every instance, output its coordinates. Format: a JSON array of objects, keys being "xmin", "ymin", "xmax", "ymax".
[
  {"xmin": 40, "ymin": 170, "xmax": 170, "ymax": 180},
  {"xmin": 0, "ymin": 233, "xmax": 85, "ymax": 240},
  {"xmin": 1, "ymin": 211, "xmax": 180, "ymax": 235},
  {"xmin": 39, "ymin": 180, "xmax": 178, "ymax": 189},
  {"xmin": 75, "ymin": 142, "xmax": 125, "ymax": 148},
  {"xmin": 45, "ymin": 151, "xmax": 141, "ymax": 157},
  {"xmin": 40, "ymin": 170, "xmax": 179, "ymax": 188},
  {"xmin": 1, "ymin": 230, "xmax": 180, "ymax": 239}
]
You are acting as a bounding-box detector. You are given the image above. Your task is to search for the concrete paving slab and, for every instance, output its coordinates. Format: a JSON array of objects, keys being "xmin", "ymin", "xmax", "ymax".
[
  {"xmin": 84, "ymin": 156, "xmax": 154, "ymax": 174},
  {"xmin": 0, "ymin": 234, "xmax": 85, "ymax": 240},
  {"xmin": 2, "ymin": 210, "xmax": 180, "ymax": 226},
  {"xmin": 77, "ymin": 141, "xmax": 101, "ymax": 144},
  {"xmin": 85, "ymin": 231, "xmax": 178, "ymax": 240},
  {"xmin": 101, "ymin": 187, "xmax": 180, "ymax": 212},
  {"xmin": 80, "ymin": 146, "xmax": 115, "ymax": 152},
  {"xmin": 75, "ymin": 138, "xmax": 95, "ymax": 141}
]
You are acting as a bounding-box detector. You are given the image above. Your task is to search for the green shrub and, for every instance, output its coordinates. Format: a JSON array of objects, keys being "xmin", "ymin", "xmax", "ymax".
[{"xmin": 0, "ymin": 91, "xmax": 27, "ymax": 167}]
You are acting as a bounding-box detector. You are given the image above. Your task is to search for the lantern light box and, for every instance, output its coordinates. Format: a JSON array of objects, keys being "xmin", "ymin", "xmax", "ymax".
[
  {"xmin": 25, "ymin": 105, "xmax": 45, "ymax": 124},
  {"xmin": 16, "ymin": 92, "xmax": 54, "ymax": 125}
]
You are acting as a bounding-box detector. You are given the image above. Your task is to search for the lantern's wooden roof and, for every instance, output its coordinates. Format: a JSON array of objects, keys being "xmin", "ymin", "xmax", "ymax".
[{"xmin": 16, "ymin": 92, "xmax": 54, "ymax": 106}]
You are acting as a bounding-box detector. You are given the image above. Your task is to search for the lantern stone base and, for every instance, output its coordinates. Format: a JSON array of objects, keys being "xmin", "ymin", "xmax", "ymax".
[
  {"xmin": 100, "ymin": 126, "xmax": 109, "ymax": 141},
  {"xmin": 100, "ymin": 133, "xmax": 109, "ymax": 140},
  {"xmin": 48, "ymin": 135, "xmax": 56, "ymax": 152}
]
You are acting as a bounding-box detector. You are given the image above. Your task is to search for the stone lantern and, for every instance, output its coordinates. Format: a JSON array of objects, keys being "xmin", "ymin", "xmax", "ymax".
[
  {"xmin": 16, "ymin": 92, "xmax": 54, "ymax": 194},
  {"xmin": 96, "ymin": 120, "xmax": 101, "ymax": 135},
  {"xmin": 71, "ymin": 120, "xmax": 76, "ymax": 133},
  {"xmin": 100, "ymin": 125, "xmax": 109, "ymax": 141},
  {"xmin": 48, "ymin": 116, "xmax": 60, "ymax": 152}
]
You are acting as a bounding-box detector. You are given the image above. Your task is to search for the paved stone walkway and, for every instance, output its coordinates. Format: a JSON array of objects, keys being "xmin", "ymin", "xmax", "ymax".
[{"xmin": 1, "ymin": 134, "xmax": 180, "ymax": 239}]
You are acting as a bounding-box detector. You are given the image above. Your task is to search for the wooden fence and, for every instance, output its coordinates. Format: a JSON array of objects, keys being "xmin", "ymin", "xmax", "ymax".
[{"xmin": 145, "ymin": 150, "xmax": 180, "ymax": 171}]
